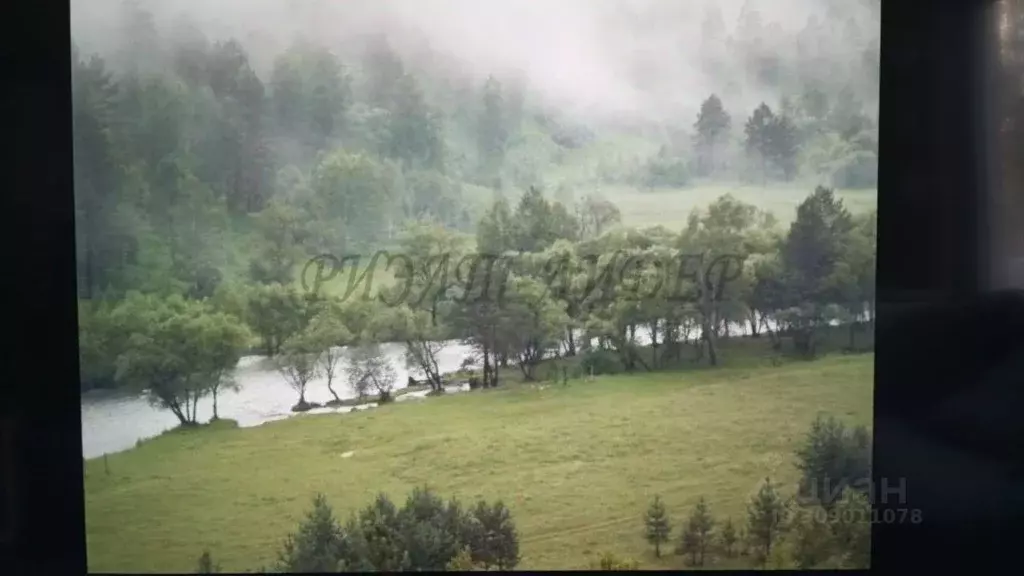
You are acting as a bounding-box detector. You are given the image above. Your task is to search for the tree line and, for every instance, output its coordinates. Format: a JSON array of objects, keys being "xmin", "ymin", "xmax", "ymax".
[
  {"xmin": 81, "ymin": 183, "xmax": 875, "ymax": 427},
  {"xmin": 194, "ymin": 487, "xmax": 519, "ymax": 573},
  {"xmin": 73, "ymin": 1, "xmax": 878, "ymax": 311},
  {"xmin": 647, "ymin": 88, "xmax": 877, "ymax": 190}
]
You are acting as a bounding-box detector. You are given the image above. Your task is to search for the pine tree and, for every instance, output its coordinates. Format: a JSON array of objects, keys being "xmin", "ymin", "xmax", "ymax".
[
  {"xmin": 744, "ymin": 103, "xmax": 775, "ymax": 185},
  {"xmin": 691, "ymin": 497, "xmax": 715, "ymax": 566},
  {"xmin": 767, "ymin": 115, "xmax": 799, "ymax": 180},
  {"xmin": 676, "ymin": 497, "xmax": 715, "ymax": 566},
  {"xmin": 789, "ymin": 505, "xmax": 834, "ymax": 568},
  {"xmin": 643, "ymin": 495, "xmax": 672, "ymax": 558},
  {"xmin": 720, "ymin": 517, "xmax": 738, "ymax": 557},
  {"xmin": 477, "ymin": 76, "xmax": 509, "ymax": 182},
  {"xmin": 276, "ymin": 493, "xmax": 345, "ymax": 572},
  {"xmin": 677, "ymin": 521, "xmax": 700, "ymax": 565},
  {"xmin": 746, "ymin": 477, "xmax": 788, "ymax": 566},
  {"xmin": 829, "ymin": 490, "xmax": 871, "ymax": 568},
  {"xmin": 693, "ymin": 94, "xmax": 732, "ymax": 176},
  {"xmin": 795, "ymin": 414, "xmax": 872, "ymax": 509}
]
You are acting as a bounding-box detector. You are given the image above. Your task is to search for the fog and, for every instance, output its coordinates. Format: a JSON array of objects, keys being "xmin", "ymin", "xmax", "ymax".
[{"xmin": 70, "ymin": 0, "xmax": 877, "ymax": 125}]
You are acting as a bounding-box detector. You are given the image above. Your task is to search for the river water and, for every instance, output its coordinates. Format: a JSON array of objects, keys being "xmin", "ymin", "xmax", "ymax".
[
  {"xmin": 80, "ymin": 316, "xmax": 836, "ymax": 459},
  {"xmin": 80, "ymin": 341, "xmax": 477, "ymax": 458}
]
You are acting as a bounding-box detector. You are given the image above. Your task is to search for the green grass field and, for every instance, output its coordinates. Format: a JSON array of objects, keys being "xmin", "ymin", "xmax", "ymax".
[
  {"xmin": 84, "ymin": 350, "xmax": 873, "ymax": 572},
  {"xmin": 601, "ymin": 183, "xmax": 877, "ymax": 230}
]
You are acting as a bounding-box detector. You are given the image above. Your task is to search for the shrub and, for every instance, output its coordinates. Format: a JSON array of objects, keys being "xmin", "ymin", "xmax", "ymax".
[
  {"xmin": 466, "ymin": 500, "xmax": 520, "ymax": 570},
  {"xmin": 276, "ymin": 488, "xmax": 520, "ymax": 572},
  {"xmin": 831, "ymin": 151, "xmax": 877, "ymax": 189},
  {"xmin": 640, "ymin": 151, "xmax": 690, "ymax": 188},
  {"xmin": 195, "ymin": 550, "xmax": 219, "ymax": 573},
  {"xmin": 590, "ymin": 552, "xmax": 640, "ymax": 570},
  {"xmin": 788, "ymin": 505, "xmax": 835, "ymax": 568},
  {"xmin": 446, "ymin": 547, "xmax": 480, "ymax": 571},
  {"xmin": 794, "ymin": 414, "xmax": 872, "ymax": 509},
  {"xmin": 579, "ymin": 349, "xmax": 623, "ymax": 377}
]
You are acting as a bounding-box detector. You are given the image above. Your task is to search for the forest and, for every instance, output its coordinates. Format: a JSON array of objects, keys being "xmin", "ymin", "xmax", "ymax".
[{"xmin": 74, "ymin": 0, "xmax": 879, "ymax": 400}]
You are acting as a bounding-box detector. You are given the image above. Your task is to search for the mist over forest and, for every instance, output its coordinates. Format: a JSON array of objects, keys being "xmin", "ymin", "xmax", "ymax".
[
  {"xmin": 72, "ymin": 0, "xmax": 878, "ymax": 121},
  {"xmin": 73, "ymin": 0, "xmax": 880, "ymax": 389}
]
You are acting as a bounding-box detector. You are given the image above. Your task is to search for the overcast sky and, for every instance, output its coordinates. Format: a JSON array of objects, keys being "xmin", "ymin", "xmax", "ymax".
[{"xmin": 70, "ymin": 0, "xmax": 867, "ymax": 122}]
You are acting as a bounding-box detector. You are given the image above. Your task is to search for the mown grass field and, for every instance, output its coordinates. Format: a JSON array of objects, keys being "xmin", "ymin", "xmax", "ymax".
[
  {"xmin": 602, "ymin": 183, "xmax": 878, "ymax": 230},
  {"xmin": 84, "ymin": 349, "xmax": 874, "ymax": 572}
]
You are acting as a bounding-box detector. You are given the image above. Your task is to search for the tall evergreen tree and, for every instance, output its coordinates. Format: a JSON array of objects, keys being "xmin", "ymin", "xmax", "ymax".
[
  {"xmin": 644, "ymin": 495, "xmax": 672, "ymax": 558},
  {"xmin": 746, "ymin": 477, "xmax": 788, "ymax": 566},
  {"xmin": 477, "ymin": 75, "xmax": 509, "ymax": 182},
  {"xmin": 767, "ymin": 115, "xmax": 799, "ymax": 181},
  {"xmin": 693, "ymin": 94, "xmax": 732, "ymax": 176},
  {"xmin": 745, "ymin": 103, "xmax": 775, "ymax": 185},
  {"xmin": 720, "ymin": 517, "xmax": 738, "ymax": 557},
  {"xmin": 677, "ymin": 497, "xmax": 715, "ymax": 566}
]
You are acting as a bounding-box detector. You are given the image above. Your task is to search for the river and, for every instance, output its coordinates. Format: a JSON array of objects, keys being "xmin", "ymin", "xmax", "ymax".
[
  {"xmin": 80, "ymin": 341, "xmax": 477, "ymax": 458},
  {"xmin": 80, "ymin": 316, "xmax": 846, "ymax": 459}
]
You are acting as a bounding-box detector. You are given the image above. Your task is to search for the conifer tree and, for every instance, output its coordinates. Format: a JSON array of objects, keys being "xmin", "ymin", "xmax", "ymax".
[
  {"xmin": 746, "ymin": 477, "xmax": 788, "ymax": 566},
  {"xmin": 643, "ymin": 495, "xmax": 672, "ymax": 558}
]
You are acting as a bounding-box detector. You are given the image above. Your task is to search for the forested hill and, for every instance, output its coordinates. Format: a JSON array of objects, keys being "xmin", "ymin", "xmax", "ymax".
[{"xmin": 71, "ymin": 0, "xmax": 879, "ymax": 303}]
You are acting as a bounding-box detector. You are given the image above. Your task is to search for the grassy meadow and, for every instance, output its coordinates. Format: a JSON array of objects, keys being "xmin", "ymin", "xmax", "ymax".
[
  {"xmin": 601, "ymin": 183, "xmax": 878, "ymax": 230},
  {"xmin": 84, "ymin": 346, "xmax": 873, "ymax": 572}
]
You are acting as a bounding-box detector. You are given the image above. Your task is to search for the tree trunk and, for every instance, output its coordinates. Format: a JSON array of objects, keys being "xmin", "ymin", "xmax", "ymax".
[
  {"xmin": 166, "ymin": 397, "xmax": 188, "ymax": 426},
  {"xmin": 705, "ymin": 330, "xmax": 719, "ymax": 366},
  {"xmin": 849, "ymin": 320, "xmax": 857, "ymax": 349},
  {"xmin": 749, "ymin": 309, "xmax": 761, "ymax": 337},
  {"xmin": 326, "ymin": 377, "xmax": 341, "ymax": 402},
  {"xmin": 482, "ymin": 347, "xmax": 491, "ymax": 388},
  {"xmin": 566, "ymin": 328, "xmax": 576, "ymax": 356},
  {"xmin": 298, "ymin": 385, "xmax": 306, "ymax": 405},
  {"xmin": 649, "ymin": 324, "xmax": 659, "ymax": 369},
  {"xmin": 212, "ymin": 386, "xmax": 219, "ymax": 420}
]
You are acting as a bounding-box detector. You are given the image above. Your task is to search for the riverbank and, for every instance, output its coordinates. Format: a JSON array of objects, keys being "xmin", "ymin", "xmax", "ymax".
[{"xmin": 84, "ymin": 350, "xmax": 873, "ymax": 572}]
